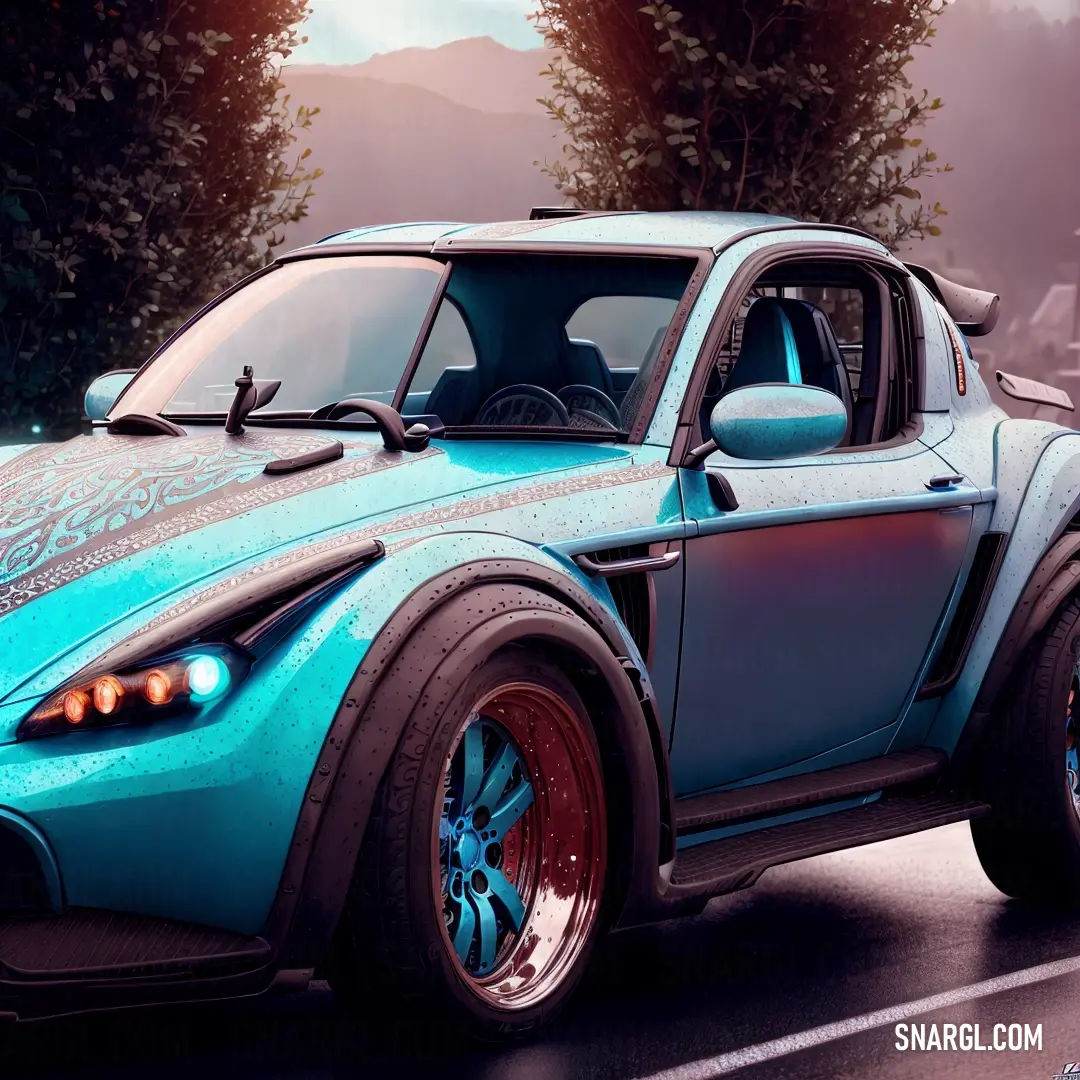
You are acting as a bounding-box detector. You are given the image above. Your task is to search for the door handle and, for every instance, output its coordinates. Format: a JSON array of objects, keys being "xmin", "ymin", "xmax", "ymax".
[
  {"xmin": 927, "ymin": 474, "xmax": 966, "ymax": 491},
  {"xmin": 574, "ymin": 550, "xmax": 682, "ymax": 579}
]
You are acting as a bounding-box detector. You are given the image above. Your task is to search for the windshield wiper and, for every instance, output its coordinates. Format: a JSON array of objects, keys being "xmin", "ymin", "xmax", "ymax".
[
  {"xmin": 249, "ymin": 399, "xmax": 434, "ymax": 453},
  {"xmin": 107, "ymin": 414, "xmax": 187, "ymax": 437}
]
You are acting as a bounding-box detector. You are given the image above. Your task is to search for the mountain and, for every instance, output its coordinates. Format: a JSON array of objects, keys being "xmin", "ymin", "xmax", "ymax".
[
  {"xmin": 288, "ymin": 36, "xmax": 552, "ymax": 116},
  {"xmin": 279, "ymin": 71, "xmax": 561, "ymax": 250},
  {"xmin": 280, "ymin": 24, "xmax": 1080, "ymax": 331},
  {"xmin": 291, "ymin": 1, "xmax": 541, "ymax": 66}
]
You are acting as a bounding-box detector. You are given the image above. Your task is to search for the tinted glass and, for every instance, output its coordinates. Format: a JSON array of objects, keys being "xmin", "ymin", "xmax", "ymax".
[
  {"xmin": 410, "ymin": 301, "xmax": 477, "ymax": 394},
  {"xmin": 566, "ymin": 296, "xmax": 680, "ymax": 371},
  {"xmin": 400, "ymin": 255, "xmax": 696, "ymax": 428}
]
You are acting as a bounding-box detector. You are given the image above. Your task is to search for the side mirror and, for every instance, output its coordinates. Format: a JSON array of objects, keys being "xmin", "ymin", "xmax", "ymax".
[
  {"xmin": 709, "ymin": 384, "xmax": 848, "ymax": 461},
  {"xmin": 84, "ymin": 370, "xmax": 138, "ymax": 422}
]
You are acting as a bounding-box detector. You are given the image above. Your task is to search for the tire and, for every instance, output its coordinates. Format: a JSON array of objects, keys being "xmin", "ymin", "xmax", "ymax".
[
  {"xmin": 328, "ymin": 644, "xmax": 608, "ymax": 1040},
  {"xmin": 971, "ymin": 594, "xmax": 1080, "ymax": 904}
]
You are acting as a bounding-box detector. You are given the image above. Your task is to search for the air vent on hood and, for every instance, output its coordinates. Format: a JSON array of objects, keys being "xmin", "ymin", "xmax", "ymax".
[{"xmin": 264, "ymin": 441, "xmax": 344, "ymax": 475}]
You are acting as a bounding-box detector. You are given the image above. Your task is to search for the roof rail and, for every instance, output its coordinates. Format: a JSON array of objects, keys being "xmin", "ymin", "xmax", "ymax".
[{"xmin": 529, "ymin": 207, "xmax": 593, "ymax": 221}]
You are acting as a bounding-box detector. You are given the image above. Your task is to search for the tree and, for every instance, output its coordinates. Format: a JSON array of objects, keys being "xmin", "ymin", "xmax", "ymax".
[
  {"xmin": 0, "ymin": 0, "xmax": 321, "ymax": 438},
  {"xmin": 533, "ymin": 0, "xmax": 950, "ymax": 248}
]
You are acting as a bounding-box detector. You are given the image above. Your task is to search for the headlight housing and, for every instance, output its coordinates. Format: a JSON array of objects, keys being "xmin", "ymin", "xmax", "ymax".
[{"xmin": 17, "ymin": 645, "xmax": 250, "ymax": 741}]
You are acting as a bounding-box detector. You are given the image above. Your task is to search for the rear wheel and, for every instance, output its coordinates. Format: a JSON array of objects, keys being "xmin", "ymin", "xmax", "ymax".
[
  {"xmin": 330, "ymin": 649, "xmax": 608, "ymax": 1039},
  {"xmin": 972, "ymin": 596, "xmax": 1080, "ymax": 904}
]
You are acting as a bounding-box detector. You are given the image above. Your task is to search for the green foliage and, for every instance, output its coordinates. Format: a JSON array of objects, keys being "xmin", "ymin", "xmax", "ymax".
[
  {"xmin": 0, "ymin": 0, "xmax": 321, "ymax": 437},
  {"xmin": 532, "ymin": 0, "xmax": 949, "ymax": 249}
]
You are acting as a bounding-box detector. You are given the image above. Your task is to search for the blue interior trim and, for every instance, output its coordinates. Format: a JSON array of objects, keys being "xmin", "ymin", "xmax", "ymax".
[{"xmin": 780, "ymin": 310, "xmax": 802, "ymax": 384}]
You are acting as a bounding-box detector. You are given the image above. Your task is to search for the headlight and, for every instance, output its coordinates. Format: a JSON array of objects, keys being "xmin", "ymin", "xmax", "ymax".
[{"xmin": 17, "ymin": 645, "xmax": 250, "ymax": 741}]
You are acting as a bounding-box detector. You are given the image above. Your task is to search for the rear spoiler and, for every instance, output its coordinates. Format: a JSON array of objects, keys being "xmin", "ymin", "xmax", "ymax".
[
  {"xmin": 904, "ymin": 263, "xmax": 1001, "ymax": 337},
  {"xmin": 996, "ymin": 370, "xmax": 1075, "ymax": 413}
]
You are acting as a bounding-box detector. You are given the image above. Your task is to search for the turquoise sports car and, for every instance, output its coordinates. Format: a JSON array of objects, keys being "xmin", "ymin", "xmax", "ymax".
[{"xmin": 1, "ymin": 209, "xmax": 1077, "ymax": 1038}]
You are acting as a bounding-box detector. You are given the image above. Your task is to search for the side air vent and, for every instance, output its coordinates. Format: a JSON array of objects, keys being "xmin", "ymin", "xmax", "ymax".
[
  {"xmin": 590, "ymin": 545, "xmax": 654, "ymax": 665},
  {"xmin": 916, "ymin": 531, "xmax": 1008, "ymax": 700}
]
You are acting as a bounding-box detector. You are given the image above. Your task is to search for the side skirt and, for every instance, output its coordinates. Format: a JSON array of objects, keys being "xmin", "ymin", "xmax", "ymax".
[
  {"xmin": 665, "ymin": 794, "xmax": 987, "ymax": 911},
  {"xmin": 674, "ymin": 748, "xmax": 947, "ymax": 835},
  {"xmin": 629, "ymin": 750, "xmax": 988, "ymax": 921}
]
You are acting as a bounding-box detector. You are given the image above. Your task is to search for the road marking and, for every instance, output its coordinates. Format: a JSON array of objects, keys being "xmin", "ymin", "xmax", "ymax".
[{"xmin": 637, "ymin": 953, "xmax": 1080, "ymax": 1080}]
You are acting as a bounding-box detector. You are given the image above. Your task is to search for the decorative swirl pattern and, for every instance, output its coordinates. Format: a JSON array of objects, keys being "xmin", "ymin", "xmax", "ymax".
[
  {"xmin": 0, "ymin": 435, "xmax": 672, "ymax": 621},
  {"xmin": 129, "ymin": 459, "xmax": 674, "ymax": 640},
  {"xmin": 0, "ymin": 443, "xmax": 440, "ymax": 617},
  {"xmin": 0, "ymin": 433, "xmax": 347, "ymax": 586}
]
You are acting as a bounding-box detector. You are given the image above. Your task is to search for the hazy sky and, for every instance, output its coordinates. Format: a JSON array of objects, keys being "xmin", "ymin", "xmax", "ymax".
[
  {"xmin": 293, "ymin": 0, "xmax": 540, "ymax": 64},
  {"xmin": 290, "ymin": 0, "xmax": 1072, "ymax": 64}
]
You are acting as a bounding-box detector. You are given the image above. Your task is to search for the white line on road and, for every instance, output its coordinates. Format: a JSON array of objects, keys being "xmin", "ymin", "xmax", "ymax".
[{"xmin": 637, "ymin": 953, "xmax": 1080, "ymax": 1080}]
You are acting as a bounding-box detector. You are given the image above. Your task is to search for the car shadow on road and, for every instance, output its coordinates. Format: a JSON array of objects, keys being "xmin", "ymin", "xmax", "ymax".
[{"xmin": 2, "ymin": 883, "xmax": 1080, "ymax": 1080}]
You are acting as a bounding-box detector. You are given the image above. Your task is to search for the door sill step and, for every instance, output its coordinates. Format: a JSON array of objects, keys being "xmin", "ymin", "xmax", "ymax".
[
  {"xmin": 675, "ymin": 748, "xmax": 947, "ymax": 835},
  {"xmin": 670, "ymin": 793, "xmax": 988, "ymax": 892}
]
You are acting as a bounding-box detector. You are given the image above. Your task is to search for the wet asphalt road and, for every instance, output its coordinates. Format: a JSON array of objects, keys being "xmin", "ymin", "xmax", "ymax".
[{"xmin": 5, "ymin": 823, "xmax": 1080, "ymax": 1080}]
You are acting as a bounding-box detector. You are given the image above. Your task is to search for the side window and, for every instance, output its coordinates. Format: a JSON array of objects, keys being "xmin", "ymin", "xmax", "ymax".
[
  {"xmin": 410, "ymin": 300, "xmax": 478, "ymax": 394},
  {"xmin": 566, "ymin": 295, "xmax": 679, "ymax": 372},
  {"xmin": 700, "ymin": 259, "xmax": 915, "ymax": 450}
]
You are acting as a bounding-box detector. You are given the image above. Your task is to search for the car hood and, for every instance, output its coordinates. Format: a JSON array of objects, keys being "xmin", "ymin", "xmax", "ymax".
[{"xmin": 0, "ymin": 428, "xmax": 632, "ymax": 715}]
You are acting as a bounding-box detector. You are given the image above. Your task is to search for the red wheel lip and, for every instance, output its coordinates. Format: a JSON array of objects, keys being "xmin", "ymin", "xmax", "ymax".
[{"xmin": 432, "ymin": 680, "xmax": 607, "ymax": 1012}]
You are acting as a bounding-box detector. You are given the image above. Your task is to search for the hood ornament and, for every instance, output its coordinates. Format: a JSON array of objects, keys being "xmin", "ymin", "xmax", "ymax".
[{"xmin": 225, "ymin": 367, "xmax": 282, "ymax": 436}]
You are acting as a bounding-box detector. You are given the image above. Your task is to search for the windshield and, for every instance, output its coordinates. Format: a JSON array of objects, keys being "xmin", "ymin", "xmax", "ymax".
[
  {"xmin": 118, "ymin": 257, "xmax": 444, "ymax": 416},
  {"xmin": 115, "ymin": 251, "xmax": 699, "ymax": 434}
]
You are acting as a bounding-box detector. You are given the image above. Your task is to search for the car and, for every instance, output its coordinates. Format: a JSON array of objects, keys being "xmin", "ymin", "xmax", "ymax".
[{"xmin": 0, "ymin": 207, "xmax": 1077, "ymax": 1038}]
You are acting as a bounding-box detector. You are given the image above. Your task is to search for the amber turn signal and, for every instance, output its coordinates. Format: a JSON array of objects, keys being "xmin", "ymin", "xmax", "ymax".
[
  {"xmin": 143, "ymin": 670, "xmax": 173, "ymax": 706},
  {"xmin": 92, "ymin": 676, "xmax": 124, "ymax": 716},
  {"xmin": 63, "ymin": 690, "xmax": 90, "ymax": 725}
]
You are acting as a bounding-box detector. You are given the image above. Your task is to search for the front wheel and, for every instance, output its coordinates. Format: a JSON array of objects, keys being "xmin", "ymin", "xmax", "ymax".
[{"xmin": 330, "ymin": 649, "xmax": 608, "ymax": 1039}]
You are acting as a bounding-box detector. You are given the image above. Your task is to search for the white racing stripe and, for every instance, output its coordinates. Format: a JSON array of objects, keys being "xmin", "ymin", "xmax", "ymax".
[{"xmin": 637, "ymin": 953, "xmax": 1080, "ymax": 1080}]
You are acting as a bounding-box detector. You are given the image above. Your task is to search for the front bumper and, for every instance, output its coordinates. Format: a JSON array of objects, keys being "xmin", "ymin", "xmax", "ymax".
[
  {"xmin": 0, "ymin": 906, "xmax": 306, "ymax": 1021},
  {"xmin": 0, "ymin": 811, "xmax": 60, "ymax": 915},
  {"xmin": 0, "ymin": 598, "xmax": 370, "ymax": 936},
  {"xmin": 0, "ymin": 809, "xmax": 290, "ymax": 1021}
]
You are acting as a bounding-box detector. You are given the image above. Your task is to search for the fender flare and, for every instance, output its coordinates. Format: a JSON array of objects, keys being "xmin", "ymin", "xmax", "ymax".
[
  {"xmin": 262, "ymin": 557, "xmax": 677, "ymax": 971},
  {"xmin": 951, "ymin": 531, "xmax": 1080, "ymax": 786}
]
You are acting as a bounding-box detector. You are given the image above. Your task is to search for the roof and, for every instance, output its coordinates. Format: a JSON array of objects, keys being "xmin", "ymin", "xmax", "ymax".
[{"xmin": 313, "ymin": 211, "xmax": 803, "ymax": 253}]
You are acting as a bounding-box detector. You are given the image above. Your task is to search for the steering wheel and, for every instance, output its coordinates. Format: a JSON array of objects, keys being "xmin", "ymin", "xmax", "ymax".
[
  {"xmin": 557, "ymin": 385, "xmax": 622, "ymax": 430},
  {"xmin": 474, "ymin": 385, "xmax": 571, "ymax": 428}
]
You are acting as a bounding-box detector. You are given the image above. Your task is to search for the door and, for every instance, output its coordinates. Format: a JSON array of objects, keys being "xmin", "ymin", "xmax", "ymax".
[{"xmin": 669, "ymin": 442, "xmax": 983, "ymax": 795}]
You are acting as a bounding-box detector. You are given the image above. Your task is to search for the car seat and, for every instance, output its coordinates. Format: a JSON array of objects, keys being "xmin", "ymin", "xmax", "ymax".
[
  {"xmin": 720, "ymin": 298, "xmax": 803, "ymax": 396},
  {"xmin": 775, "ymin": 298, "xmax": 855, "ymax": 446},
  {"xmin": 564, "ymin": 338, "xmax": 615, "ymax": 397}
]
